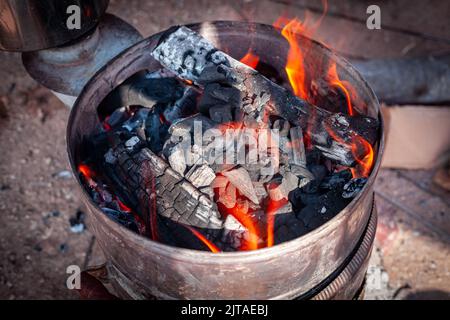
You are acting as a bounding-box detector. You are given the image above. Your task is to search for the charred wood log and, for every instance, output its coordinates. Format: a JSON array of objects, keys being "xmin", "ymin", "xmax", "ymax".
[
  {"xmin": 101, "ymin": 73, "xmax": 184, "ymax": 109},
  {"xmin": 151, "ymin": 26, "xmax": 379, "ymax": 166},
  {"xmin": 104, "ymin": 142, "xmax": 224, "ymax": 232}
]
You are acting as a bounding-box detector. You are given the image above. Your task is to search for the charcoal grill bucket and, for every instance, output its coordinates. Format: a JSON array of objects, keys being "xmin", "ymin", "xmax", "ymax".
[{"xmin": 67, "ymin": 21, "xmax": 384, "ymax": 299}]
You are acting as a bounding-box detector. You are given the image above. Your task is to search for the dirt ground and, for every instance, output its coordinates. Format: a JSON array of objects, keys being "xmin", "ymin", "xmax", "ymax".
[{"xmin": 0, "ymin": 0, "xmax": 449, "ymax": 299}]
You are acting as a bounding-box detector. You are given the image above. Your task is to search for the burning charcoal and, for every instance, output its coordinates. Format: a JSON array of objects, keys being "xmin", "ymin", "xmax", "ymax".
[
  {"xmin": 209, "ymin": 105, "xmax": 233, "ymax": 123},
  {"xmin": 321, "ymin": 169, "xmax": 352, "ymax": 189},
  {"xmin": 223, "ymin": 213, "xmax": 245, "ymax": 232},
  {"xmin": 199, "ymin": 83, "xmax": 240, "ymax": 114},
  {"xmin": 102, "ymin": 75, "xmax": 184, "ymax": 109},
  {"xmin": 144, "ymin": 68, "xmax": 175, "ymax": 79},
  {"xmin": 217, "ymin": 182, "xmax": 237, "ymax": 209},
  {"xmin": 167, "ymin": 146, "xmax": 187, "ymax": 176},
  {"xmin": 274, "ymin": 213, "xmax": 307, "ymax": 244},
  {"xmin": 272, "ymin": 119, "xmax": 291, "ymax": 136},
  {"xmin": 104, "ymin": 149, "xmax": 117, "ymax": 164},
  {"xmin": 144, "ymin": 105, "xmax": 170, "ymax": 153},
  {"xmin": 156, "ymin": 217, "xmax": 222, "ymax": 251},
  {"xmin": 169, "ymin": 114, "xmax": 216, "ymax": 135},
  {"xmin": 267, "ymin": 171, "xmax": 299, "ymax": 202},
  {"xmin": 124, "ymin": 136, "xmax": 141, "ymax": 152},
  {"xmin": 294, "ymin": 188, "xmax": 350, "ymax": 229},
  {"xmin": 199, "ymin": 186, "xmax": 215, "ymax": 199},
  {"xmin": 221, "ymin": 214, "xmax": 246, "ymax": 251},
  {"xmin": 342, "ymin": 178, "xmax": 367, "ymax": 198},
  {"xmin": 289, "ymin": 126, "xmax": 306, "ymax": 167},
  {"xmin": 222, "ymin": 167, "xmax": 259, "ymax": 204},
  {"xmin": 163, "ymin": 87, "xmax": 200, "ymax": 123},
  {"xmin": 151, "ymin": 26, "xmax": 379, "ymax": 166},
  {"xmin": 106, "ymin": 107, "xmax": 128, "ymax": 128},
  {"xmin": 301, "ymin": 164, "xmax": 329, "ymax": 193},
  {"xmin": 123, "ymin": 108, "xmax": 149, "ymax": 132},
  {"xmin": 211, "ymin": 175, "xmax": 228, "ymax": 189},
  {"xmin": 252, "ymin": 181, "xmax": 268, "ymax": 202},
  {"xmin": 208, "ymin": 83, "xmax": 241, "ymax": 105},
  {"xmin": 105, "ymin": 145, "xmax": 224, "ymax": 232},
  {"xmin": 286, "ymin": 164, "xmax": 314, "ymax": 186},
  {"xmin": 102, "ymin": 208, "xmax": 141, "ymax": 234},
  {"xmin": 273, "ymin": 201, "xmax": 293, "ymax": 215},
  {"xmin": 186, "ymin": 164, "xmax": 216, "ymax": 188}
]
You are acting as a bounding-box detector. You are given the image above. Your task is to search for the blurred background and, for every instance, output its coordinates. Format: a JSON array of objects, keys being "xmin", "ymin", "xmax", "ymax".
[{"xmin": 0, "ymin": 0, "xmax": 449, "ymax": 299}]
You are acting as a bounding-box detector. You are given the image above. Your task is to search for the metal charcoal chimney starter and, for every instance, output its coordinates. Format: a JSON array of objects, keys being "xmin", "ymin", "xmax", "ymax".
[{"xmin": 67, "ymin": 22, "xmax": 384, "ymax": 300}]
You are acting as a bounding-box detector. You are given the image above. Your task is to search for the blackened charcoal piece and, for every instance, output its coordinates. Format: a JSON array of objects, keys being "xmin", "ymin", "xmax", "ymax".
[
  {"xmin": 104, "ymin": 144, "xmax": 223, "ymax": 232},
  {"xmin": 106, "ymin": 107, "xmax": 128, "ymax": 128},
  {"xmin": 144, "ymin": 104, "xmax": 170, "ymax": 154},
  {"xmin": 156, "ymin": 215, "xmax": 222, "ymax": 251},
  {"xmin": 163, "ymin": 87, "xmax": 200, "ymax": 123},
  {"xmin": 301, "ymin": 164, "xmax": 329, "ymax": 194},
  {"xmin": 209, "ymin": 105, "xmax": 233, "ymax": 123},
  {"xmin": 124, "ymin": 136, "xmax": 142, "ymax": 153},
  {"xmin": 342, "ymin": 178, "xmax": 367, "ymax": 198},
  {"xmin": 123, "ymin": 108, "xmax": 149, "ymax": 132},
  {"xmin": 320, "ymin": 169, "xmax": 352, "ymax": 189},
  {"xmin": 151, "ymin": 26, "xmax": 379, "ymax": 166},
  {"xmin": 274, "ymin": 213, "xmax": 308, "ymax": 244},
  {"xmin": 102, "ymin": 75, "xmax": 184, "ymax": 109},
  {"xmin": 168, "ymin": 114, "xmax": 216, "ymax": 135},
  {"xmin": 102, "ymin": 208, "xmax": 141, "ymax": 234},
  {"xmin": 295, "ymin": 188, "xmax": 350, "ymax": 229},
  {"xmin": 198, "ymin": 83, "xmax": 241, "ymax": 114}
]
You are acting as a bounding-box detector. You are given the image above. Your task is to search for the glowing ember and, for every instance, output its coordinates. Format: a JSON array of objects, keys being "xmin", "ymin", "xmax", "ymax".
[
  {"xmin": 102, "ymin": 116, "xmax": 112, "ymax": 131},
  {"xmin": 117, "ymin": 199, "xmax": 132, "ymax": 212},
  {"xmin": 78, "ymin": 164, "xmax": 95, "ymax": 183},
  {"xmin": 185, "ymin": 226, "xmax": 220, "ymax": 253},
  {"xmin": 240, "ymin": 50, "xmax": 260, "ymax": 69}
]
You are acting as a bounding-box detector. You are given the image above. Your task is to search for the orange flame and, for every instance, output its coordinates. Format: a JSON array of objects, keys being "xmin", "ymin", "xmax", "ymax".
[
  {"xmin": 324, "ymin": 124, "xmax": 374, "ymax": 179},
  {"xmin": 227, "ymin": 205, "xmax": 259, "ymax": 251},
  {"xmin": 185, "ymin": 226, "xmax": 220, "ymax": 253},
  {"xmin": 327, "ymin": 63, "xmax": 354, "ymax": 116},
  {"xmin": 273, "ymin": 1, "xmax": 328, "ymax": 100},
  {"xmin": 240, "ymin": 51, "xmax": 260, "ymax": 69},
  {"xmin": 350, "ymin": 136, "xmax": 374, "ymax": 178},
  {"xmin": 78, "ymin": 164, "xmax": 94, "ymax": 180},
  {"xmin": 266, "ymin": 197, "xmax": 288, "ymax": 247},
  {"xmin": 276, "ymin": 18, "xmax": 309, "ymax": 99}
]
